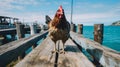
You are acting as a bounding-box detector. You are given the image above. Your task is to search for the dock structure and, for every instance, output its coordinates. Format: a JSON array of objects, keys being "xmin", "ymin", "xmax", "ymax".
[
  {"xmin": 0, "ymin": 24, "xmax": 120, "ymax": 67},
  {"xmin": 15, "ymin": 37, "xmax": 95, "ymax": 67},
  {"xmin": 0, "ymin": 24, "xmax": 41, "ymax": 45},
  {"xmin": 0, "ymin": 31, "xmax": 48, "ymax": 66}
]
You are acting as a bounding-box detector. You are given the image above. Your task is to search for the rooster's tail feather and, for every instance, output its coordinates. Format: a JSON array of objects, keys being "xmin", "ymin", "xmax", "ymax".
[{"xmin": 45, "ymin": 15, "xmax": 52, "ymax": 24}]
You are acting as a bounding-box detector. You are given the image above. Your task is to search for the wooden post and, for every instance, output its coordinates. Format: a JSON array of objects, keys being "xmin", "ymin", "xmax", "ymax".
[
  {"xmin": 30, "ymin": 24, "xmax": 37, "ymax": 35},
  {"xmin": 94, "ymin": 24, "xmax": 104, "ymax": 44},
  {"xmin": 30, "ymin": 24, "xmax": 37, "ymax": 49},
  {"xmin": 16, "ymin": 23, "xmax": 25, "ymax": 39},
  {"xmin": 78, "ymin": 24, "xmax": 83, "ymax": 34},
  {"xmin": 70, "ymin": 24, "xmax": 76, "ymax": 32},
  {"xmin": 16, "ymin": 23, "xmax": 25, "ymax": 60}
]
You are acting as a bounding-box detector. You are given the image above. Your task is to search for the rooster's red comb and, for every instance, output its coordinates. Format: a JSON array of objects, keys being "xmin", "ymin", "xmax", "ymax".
[
  {"xmin": 57, "ymin": 5, "xmax": 63, "ymax": 18},
  {"xmin": 59, "ymin": 5, "xmax": 63, "ymax": 10}
]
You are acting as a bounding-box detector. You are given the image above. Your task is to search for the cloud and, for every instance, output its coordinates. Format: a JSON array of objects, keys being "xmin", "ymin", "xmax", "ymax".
[
  {"xmin": 64, "ymin": 11, "xmax": 120, "ymax": 25},
  {"xmin": 0, "ymin": 0, "xmax": 24, "ymax": 11},
  {"xmin": 0, "ymin": 0, "xmax": 120, "ymax": 25}
]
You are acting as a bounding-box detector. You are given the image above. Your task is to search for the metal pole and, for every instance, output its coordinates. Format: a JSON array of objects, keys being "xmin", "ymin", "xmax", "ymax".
[{"xmin": 71, "ymin": 0, "xmax": 73, "ymax": 24}]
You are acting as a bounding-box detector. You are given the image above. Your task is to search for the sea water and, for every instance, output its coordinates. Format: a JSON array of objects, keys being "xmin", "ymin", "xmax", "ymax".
[{"xmin": 82, "ymin": 26, "xmax": 120, "ymax": 52}]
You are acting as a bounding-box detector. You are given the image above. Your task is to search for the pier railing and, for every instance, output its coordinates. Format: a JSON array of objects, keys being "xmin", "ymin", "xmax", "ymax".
[
  {"xmin": 0, "ymin": 31, "xmax": 48, "ymax": 66},
  {"xmin": 0, "ymin": 25, "xmax": 16, "ymax": 29},
  {"xmin": 70, "ymin": 31, "xmax": 120, "ymax": 67}
]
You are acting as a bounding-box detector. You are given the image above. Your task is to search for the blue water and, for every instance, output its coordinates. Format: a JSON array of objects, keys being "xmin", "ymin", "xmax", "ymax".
[{"xmin": 82, "ymin": 26, "xmax": 120, "ymax": 52}]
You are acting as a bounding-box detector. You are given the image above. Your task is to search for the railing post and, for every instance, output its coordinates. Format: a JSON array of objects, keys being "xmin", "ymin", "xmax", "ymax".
[
  {"xmin": 30, "ymin": 24, "xmax": 37, "ymax": 49},
  {"xmin": 94, "ymin": 24, "xmax": 104, "ymax": 44},
  {"xmin": 30, "ymin": 24, "xmax": 37, "ymax": 35},
  {"xmin": 78, "ymin": 24, "xmax": 83, "ymax": 34},
  {"xmin": 16, "ymin": 23, "xmax": 25, "ymax": 39},
  {"xmin": 16, "ymin": 23, "xmax": 25, "ymax": 60},
  {"xmin": 70, "ymin": 23, "xmax": 76, "ymax": 32}
]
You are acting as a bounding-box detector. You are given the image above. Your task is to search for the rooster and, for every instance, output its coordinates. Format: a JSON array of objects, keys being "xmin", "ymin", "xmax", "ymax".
[{"xmin": 46, "ymin": 6, "xmax": 70, "ymax": 54}]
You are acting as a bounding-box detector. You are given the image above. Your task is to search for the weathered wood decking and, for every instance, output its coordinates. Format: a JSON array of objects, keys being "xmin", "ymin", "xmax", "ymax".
[{"xmin": 15, "ymin": 37, "xmax": 95, "ymax": 67}]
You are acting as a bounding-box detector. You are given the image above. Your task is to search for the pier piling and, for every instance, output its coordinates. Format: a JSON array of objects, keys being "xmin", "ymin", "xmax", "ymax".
[
  {"xmin": 16, "ymin": 23, "xmax": 25, "ymax": 60},
  {"xmin": 94, "ymin": 24, "xmax": 104, "ymax": 44},
  {"xmin": 16, "ymin": 23, "xmax": 25, "ymax": 39},
  {"xmin": 78, "ymin": 24, "xmax": 83, "ymax": 34},
  {"xmin": 70, "ymin": 23, "xmax": 76, "ymax": 32},
  {"xmin": 30, "ymin": 24, "xmax": 37, "ymax": 35}
]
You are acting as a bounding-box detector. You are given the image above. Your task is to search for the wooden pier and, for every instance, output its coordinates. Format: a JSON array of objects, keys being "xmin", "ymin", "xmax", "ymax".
[
  {"xmin": 0, "ymin": 24, "xmax": 120, "ymax": 67},
  {"xmin": 0, "ymin": 31, "xmax": 48, "ymax": 66},
  {"xmin": 15, "ymin": 37, "xmax": 95, "ymax": 67}
]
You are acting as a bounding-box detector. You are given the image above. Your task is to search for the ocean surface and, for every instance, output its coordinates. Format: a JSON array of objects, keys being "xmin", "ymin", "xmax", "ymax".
[{"xmin": 82, "ymin": 26, "xmax": 120, "ymax": 52}]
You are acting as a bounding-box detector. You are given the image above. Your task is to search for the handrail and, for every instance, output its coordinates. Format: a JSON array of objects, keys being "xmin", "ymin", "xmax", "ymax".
[
  {"xmin": 0, "ymin": 31, "xmax": 48, "ymax": 66},
  {"xmin": 70, "ymin": 31, "xmax": 120, "ymax": 67}
]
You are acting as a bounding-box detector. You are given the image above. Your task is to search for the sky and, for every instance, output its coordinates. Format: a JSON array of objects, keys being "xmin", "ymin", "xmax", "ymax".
[{"xmin": 0, "ymin": 0, "xmax": 120, "ymax": 25}]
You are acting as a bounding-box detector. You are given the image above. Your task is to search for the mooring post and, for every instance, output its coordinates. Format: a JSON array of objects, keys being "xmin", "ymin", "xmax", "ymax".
[
  {"xmin": 70, "ymin": 23, "xmax": 76, "ymax": 32},
  {"xmin": 30, "ymin": 24, "xmax": 37, "ymax": 49},
  {"xmin": 78, "ymin": 24, "xmax": 83, "ymax": 34},
  {"xmin": 30, "ymin": 24, "xmax": 37, "ymax": 35},
  {"xmin": 16, "ymin": 23, "xmax": 25, "ymax": 39},
  {"xmin": 16, "ymin": 23, "xmax": 25, "ymax": 60},
  {"xmin": 94, "ymin": 24, "xmax": 104, "ymax": 44}
]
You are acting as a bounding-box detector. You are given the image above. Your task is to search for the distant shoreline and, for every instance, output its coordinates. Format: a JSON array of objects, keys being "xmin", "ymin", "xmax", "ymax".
[{"xmin": 111, "ymin": 20, "xmax": 120, "ymax": 26}]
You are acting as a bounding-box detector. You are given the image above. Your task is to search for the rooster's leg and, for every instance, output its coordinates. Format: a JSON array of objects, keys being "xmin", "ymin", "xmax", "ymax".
[
  {"xmin": 52, "ymin": 42, "xmax": 57, "ymax": 53},
  {"xmin": 60, "ymin": 43, "xmax": 65, "ymax": 54}
]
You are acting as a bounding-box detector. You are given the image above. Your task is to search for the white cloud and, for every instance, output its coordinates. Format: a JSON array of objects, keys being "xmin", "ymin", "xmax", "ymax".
[
  {"xmin": 0, "ymin": 0, "xmax": 24, "ymax": 11},
  {"xmin": 13, "ymin": 0, "xmax": 39, "ymax": 5},
  {"xmin": 0, "ymin": 0, "xmax": 120, "ymax": 26},
  {"xmin": 65, "ymin": 11, "xmax": 120, "ymax": 25}
]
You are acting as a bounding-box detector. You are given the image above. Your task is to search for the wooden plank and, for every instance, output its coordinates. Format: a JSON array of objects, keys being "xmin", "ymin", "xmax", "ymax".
[
  {"xmin": 0, "ymin": 31, "xmax": 48, "ymax": 67},
  {"xmin": 70, "ymin": 31, "xmax": 120, "ymax": 67},
  {"xmin": 58, "ymin": 39, "xmax": 95, "ymax": 67},
  {"xmin": 15, "ymin": 37, "xmax": 95, "ymax": 67},
  {"xmin": 0, "ymin": 28, "xmax": 16, "ymax": 35},
  {"xmin": 0, "ymin": 27, "xmax": 40, "ymax": 35}
]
